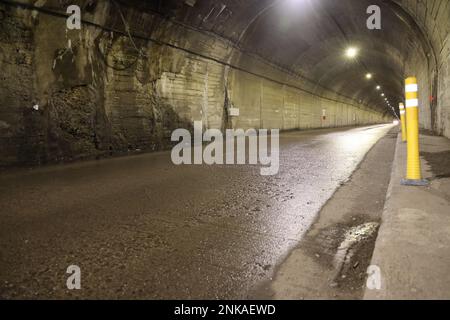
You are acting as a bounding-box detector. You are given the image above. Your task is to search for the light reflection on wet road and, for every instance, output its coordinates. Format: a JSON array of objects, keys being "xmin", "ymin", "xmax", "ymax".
[{"xmin": 0, "ymin": 124, "xmax": 394, "ymax": 299}]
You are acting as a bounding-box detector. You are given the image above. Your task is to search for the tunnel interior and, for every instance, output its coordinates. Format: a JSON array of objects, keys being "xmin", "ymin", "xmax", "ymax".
[
  {"xmin": 155, "ymin": 0, "xmax": 412, "ymax": 109},
  {"xmin": 0, "ymin": 0, "xmax": 449, "ymax": 166}
]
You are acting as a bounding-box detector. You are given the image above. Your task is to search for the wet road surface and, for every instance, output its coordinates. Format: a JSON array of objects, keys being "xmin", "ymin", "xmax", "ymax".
[{"xmin": 0, "ymin": 124, "xmax": 394, "ymax": 299}]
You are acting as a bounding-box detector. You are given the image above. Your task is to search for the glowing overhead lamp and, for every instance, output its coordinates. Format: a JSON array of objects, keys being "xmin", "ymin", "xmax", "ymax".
[{"xmin": 345, "ymin": 47, "xmax": 359, "ymax": 59}]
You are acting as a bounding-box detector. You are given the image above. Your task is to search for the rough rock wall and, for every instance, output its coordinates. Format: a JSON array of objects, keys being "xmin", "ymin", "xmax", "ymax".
[
  {"xmin": 396, "ymin": 0, "xmax": 450, "ymax": 138},
  {"xmin": 0, "ymin": 4, "xmax": 38, "ymax": 165},
  {"xmin": 0, "ymin": 1, "xmax": 389, "ymax": 166},
  {"xmin": 404, "ymin": 45, "xmax": 433, "ymax": 132}
]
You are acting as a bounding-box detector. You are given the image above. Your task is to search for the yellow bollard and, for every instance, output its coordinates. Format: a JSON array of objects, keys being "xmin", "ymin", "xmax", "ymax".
[
  {"xmin": 401, "ymin": 77, "xmax": 428, "ymax": 186},
  {"xmin": 399, "ymin": 103, "xmax": 407, "ymax": 142}
]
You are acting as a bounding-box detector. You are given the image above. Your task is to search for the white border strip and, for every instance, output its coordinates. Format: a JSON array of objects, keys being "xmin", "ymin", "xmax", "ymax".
[
  {"xmin": 406, "ymin": 99, "xmax": 419, "ymax": 108},
  {"xmin": 405, "ymin": 84, "xmax": 418, "ymax": 93}
]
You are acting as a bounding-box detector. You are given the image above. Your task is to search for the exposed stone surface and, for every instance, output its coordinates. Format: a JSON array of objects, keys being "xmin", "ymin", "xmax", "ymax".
[{"xmin": 0, "ymin": 1, "xmax": 200, "ymax": 165}]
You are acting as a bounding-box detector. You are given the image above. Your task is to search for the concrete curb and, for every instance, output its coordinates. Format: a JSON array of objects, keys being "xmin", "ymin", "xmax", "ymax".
[
  {"xmin": 364, "ymin": 132, "xmax": 450, "ymax": 300},
  {"xmin": 363, "ymin": 133, "xmax": 401, "ymax": 299}
]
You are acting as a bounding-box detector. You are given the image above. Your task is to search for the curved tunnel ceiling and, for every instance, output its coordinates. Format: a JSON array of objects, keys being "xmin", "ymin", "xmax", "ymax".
[{"xmin": 129, "ymin": 0, "xmax": 431, "ymax": 115}]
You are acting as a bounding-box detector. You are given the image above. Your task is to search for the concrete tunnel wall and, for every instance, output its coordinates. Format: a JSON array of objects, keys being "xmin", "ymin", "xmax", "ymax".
[
  {"xmin": 228, "ymin": 69, "xmax": 385, "ymax": 130},
  {"xmin": 4, "ymin": 0, "xmax": 445, "ymax": 166}
]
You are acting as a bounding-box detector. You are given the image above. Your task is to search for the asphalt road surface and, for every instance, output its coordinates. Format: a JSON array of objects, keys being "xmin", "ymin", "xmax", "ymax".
[{"xmin": 0, "ymin": 124, "xmax": 394, "ymax": 299}]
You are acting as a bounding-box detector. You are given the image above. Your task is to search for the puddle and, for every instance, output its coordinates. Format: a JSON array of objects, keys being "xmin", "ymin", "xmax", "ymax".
[
  {"xmin": 327, "ymin": 221, "xmax": 380, "ymax": 291},
  {"xmin": 333, "ymin": 222, "xmax": 379, "ymax": 273}
]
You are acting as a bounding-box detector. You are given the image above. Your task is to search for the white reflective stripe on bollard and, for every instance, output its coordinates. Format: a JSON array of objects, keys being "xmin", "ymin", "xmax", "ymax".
[
  {"xmin": 405, "ymin": 99, "xmax": 419, "ymax": 108},
  {"xmin": 405, "ymin": 84, "xmax": 418, "ymax": 93}
]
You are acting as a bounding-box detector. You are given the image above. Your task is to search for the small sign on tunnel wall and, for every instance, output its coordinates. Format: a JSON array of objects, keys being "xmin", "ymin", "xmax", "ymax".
[{"xmin": 322, "ymin": 109, "xmax": 327, "ymax": 121}]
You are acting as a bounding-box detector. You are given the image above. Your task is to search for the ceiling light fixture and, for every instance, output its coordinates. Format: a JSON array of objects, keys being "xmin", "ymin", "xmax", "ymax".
[{"xmin": 345, "ymin": 47, "xmax": 359, "ymax": 59}]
